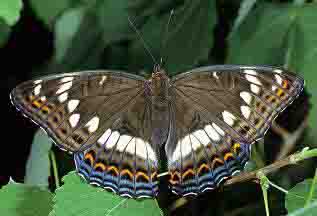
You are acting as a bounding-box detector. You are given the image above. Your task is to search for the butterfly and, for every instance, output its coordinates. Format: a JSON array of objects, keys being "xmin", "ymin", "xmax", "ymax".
[{"xmin": 10, "ymin": 64, "xmax": 304, "ymax": 198}]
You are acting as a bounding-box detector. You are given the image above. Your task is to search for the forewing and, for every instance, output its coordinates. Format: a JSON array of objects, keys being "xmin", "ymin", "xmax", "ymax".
[
  {"xmin": 10, "ymin": 71, "xmax": 159, "ymax": 198},
  {"xmin": 166, "ymin": 65, "xmax": 304, "ymax": 196}
]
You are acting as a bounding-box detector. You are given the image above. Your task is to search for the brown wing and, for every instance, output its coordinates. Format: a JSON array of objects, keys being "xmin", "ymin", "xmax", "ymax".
[
  {"xmin": 10, "ymin": 71, "xmax": 159, "ymax": 198},
  {"xmin": 166, "ymin": 65, "xmax": 304, "ymax": 196}
]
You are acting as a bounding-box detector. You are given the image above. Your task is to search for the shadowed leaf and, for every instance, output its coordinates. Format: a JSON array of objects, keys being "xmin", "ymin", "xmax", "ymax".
[{"xmin": 49, "ymin": 172, "xmax": 161, "ymax": 216}]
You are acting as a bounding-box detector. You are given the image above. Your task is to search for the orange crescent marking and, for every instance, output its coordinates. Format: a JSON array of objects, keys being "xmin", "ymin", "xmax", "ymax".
[
  {"xmin": 232, "ymin": 143, "xmax": 240, "ymax": 154},
  {"xmin": 211, "ymin": 158, "xmax": 224, "ymax": 169},
  {"xmin": 282, "ymin": 80, "xmax": 289, "ymax": 88},
  {"xmin": 41, "ymin": 105, "xmax": 50, "ymax": 112},
  {"xmin": 84, "ymin": 153, "xmax": 94, "ymax": 166},
  {"xmin": 277, "ymin": 88, "xmax": 284, "ymax": 97},
  {"xmin": 32, "ymin": 100, "xmax": 42, "ymax": 108},
  {"xmin": 27, "ymin": 95, "xmax": 35, "ymax": 102},
  {"xmin": 136, "ymin": 172, "xmax": 150, "ymax": 181},
  {"xmin": 169, "ymin": 171, "xmax": 181, "ymax": 179},
  {"xmin": 182, "ymin": 169, "xmax": 195, "ymax": 179},
  {"xmin": 107, "ymin": 166, "xmax": 119, "ymax": 176},
  {"xmin": 197, "ymin": 163, "xmax": 210, "ymax": 174},
  {"xmin": 94, "ymin": 162, "xmax": 106, "ymax": 171},
  {"xmin": 169, "ymin": 179, "xmax": 179, "ymax": 185},
  {"xmin": 169, "ymin": 171, "xmax": 181, "ymax": 185},
  {"xmin": 224, "ymin": 153, "xmax": 234, "ymax": 161},
  {"xmin": 120, "ymin": 169, "xmax": 134, "ymax": 179}
]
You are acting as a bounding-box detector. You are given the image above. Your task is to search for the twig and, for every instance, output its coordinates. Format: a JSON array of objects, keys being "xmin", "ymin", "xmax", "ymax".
[
  {"xmin": 224, "ymin": 148, "xmax": 317, "ymax": 187},
  {"xmin": 305, "ymin": 168, "xmax": 317, "ymax": 207},
  {"xmin": 50, "ymin": 150, "xmax": 60, "ymax": 188},
  {"xmin": 274, "ymin": 118, "xmax": 307, "ymax": 160}
]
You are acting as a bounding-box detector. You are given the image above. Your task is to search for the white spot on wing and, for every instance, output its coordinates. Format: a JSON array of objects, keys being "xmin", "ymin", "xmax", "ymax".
[
  {"xmin": 97, "ymin": 129, "xmax": 111, "ymax": 145},
  {"xmin": 240, "ymin": 91, "xmax": 252, "ymax": 104},
  {"xmin": 105, "ymin": 131, "xmax": 120, "ymax": 149},
  {"xmin": 99, "ymin": 76, "xmax": 107, "ymax": 85},
  {"xmin": 241, "ymin": 106, "xmax": 251, "ymax": 119},
  {"xmin": 243, "ymin": 69, "xmax": 257, "ymax": 75},
  {"xmin": 34, "ymin": 80, "xmax": 42, "ymax": 84},
  {"xmin": 181, "ymin": 135, "xmax": 192, "ymax": 159},
  {"xmin": 272, "ymin": 85, "xmax": 277, "ymax": 91},
  {"xmin": 67, "ymin": 99, "xmax": 79, "ymax": 112},
  {"xmin": 60, "ymin": 77, "xmax": 74, "ymax": 82},
  {"xmin": 213, "ymin": 72, "xmax": 219, "ymax": 79},
  {"xmin": 69, "ymin": 113, "xmax": 80, "ymax": 127},
  {"xmin": 222, "ymin": 110, "xmax": 236, "ymax": 126},
  {"xmin": 204, "ymin": 124, "xmax": 220, "ymax": 141},
  {"xmin": 190, "ymin": 134, "xmax": 201, "ymax": 150},
  {"xmin": 135, "ymin": 138, "xmax": 148, "ymax": 159},
  {"xmin": 193, "ymin": 129, "xmax": 210, "ymax": 146},
  {"xmin": 40, "ymin": 96, "xmax": 46, "ymax": 101},
  {"xmin": 171, "ymin": 140, "xmax": 182, "ymax": 162},
  {"xmin": 115, "ymin": 135, "xmax": 132, "ymax": 152},
  {"xmin": 56, "ymin": 82, "xmax": 73, "ymax": 94},
  {"xmin": 250, "ymin": 84, "xmax": 260, "ymax": 94},
  {"xmin": 34, "ymin": 84, "xmax": 42, "ymax": 95},
  {"xmin": 275, "ymin": 74, "xmax": 283, "ymax": 85},
  {"xmin": 58, "ymin": 92, "xmax": 68, "ymax": 103},
  {"xmin": 145, "ymin": 142, "xmax": 157, "ymax": 161},
  {"xmin": 85, "ymin": 116, "xmax": 99, "ymax": 133},
  {"xmin": 274, "ymin": 69, "xmax": 283, "ymax": 74},
  {"xmin": 245, "ymin": 74, "xmax": 262, "ymax": 85},
  {"xmin": 125, "ymin": 137, "xmax": 136, "ymax": 155},
  {"xmin": 212, "ymin": 123, "xmax": 225, "ymax": 136}
]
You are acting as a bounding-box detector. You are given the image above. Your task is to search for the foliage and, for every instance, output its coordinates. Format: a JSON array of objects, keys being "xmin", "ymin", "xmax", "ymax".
[
  {"xmin": 0, "ymin": 0, "xmax": 22, "ymax": 47},
  {"xmin": 3, "ymin": 0, "xmax": 317, "ymax": 215},
  {"xmin": 0, "ymin": 0, "xmax": 22, "ymax": 26},
  {"xmin": 24, "ymin": 129, "xmax": 52, "ymax": 188},
  {"xmin": 0, "ymin": 182, "xmax": 53, "ymax": 216},
  {"xmin": 49, "ymin": 172, "xmax": 161, "ymax": 216}
]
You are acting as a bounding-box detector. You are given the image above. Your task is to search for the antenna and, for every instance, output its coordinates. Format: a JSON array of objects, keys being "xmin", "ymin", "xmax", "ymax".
[
  {"xmin": 160, "ymin": 9, "xmax": 174, "ymax": 66},
  {"xmin": 127, "ymin": 15, "xmax": 159, "ymax": 66}
]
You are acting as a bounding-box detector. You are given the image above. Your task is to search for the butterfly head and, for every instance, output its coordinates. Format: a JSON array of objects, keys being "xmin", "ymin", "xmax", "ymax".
[{"xmin": 150, "ymin": 65, "xmax": 169, "ymax": 97}]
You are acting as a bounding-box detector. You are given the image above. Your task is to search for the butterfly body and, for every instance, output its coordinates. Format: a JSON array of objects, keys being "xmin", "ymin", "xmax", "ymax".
[{"xmin": 10, "ymin": 65, "xmax": 304, "ymax": 198}]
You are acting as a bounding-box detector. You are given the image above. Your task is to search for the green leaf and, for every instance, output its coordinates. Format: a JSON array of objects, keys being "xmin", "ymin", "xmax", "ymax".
[
  {"xmin": 129, "ymin": 0, "xmax": 216, "ymax": 75},
  {"xmin": 51, "ymin": 5, "xmax": 104, "ymax": 72},
  {"xmin": 0, "ymin": 0, "xmax": 22, "ymax": 26},
  {"xmin": 51, "ymin": 0, "xmax": 133, "ymax": 73},
  {"xmin": 230, "ymin": 0, "xmax": 258, "ymax": 36},
  {"xmin": 227, "ymin": 2, "xmax": 317, "ymax": 145},
  {"xmin": 49, "ymin": 172, "xmax": 161, "ymax": 216},
  {"xmin": 25, "ymin": 129, "xmax": 52, "ymax": 188},
  {"xmin": 286, "ymin": 179, "xmax": 317, "ymax": 213},
  {"xmin": 97, "ymin": 0, "xmax": 134, "ymax": 44},
  {"xmin": 0, "ymin": 182, "xmax": 53, "ymax": 216},
  {"xmin": 284, "ymin": 4, "xmax": 317, "ymax": 146},
  {"xmin": 288, "ymin": 201, "xmax": 317, "ymax": 216},
  {"xmin": 54, "ymin": 6, "xmax": 86, "ymax": 62},
  {"xmin": 29, "ymin": 0, "xmax": 74, "ymax": 28},
  {"xmin": 0, "ymin": 20, "xmax": 10, "ymax": 47},
  {"xmin": 227, "ymin": 3, "xmax": 294, "ymax": 65}
]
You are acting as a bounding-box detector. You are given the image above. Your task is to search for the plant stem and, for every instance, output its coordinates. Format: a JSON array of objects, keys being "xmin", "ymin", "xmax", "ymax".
[
  {"xmin": 295, "ymin": 149, "xmax": 317, "ymax": 161},
  {"xmin": 224, "ymin": 148, "xmax": 317, "ymax": 187},
  {"xmin": 304, "ymin": 168, "xmax": 317, "ymax": 207},
  {"xmin": 50, "ymin": 150, "xmax": 60, "ymax": 188},
  {"xmin": 261, "ymin": 186, "xmax": 270, "ymax": 216}
]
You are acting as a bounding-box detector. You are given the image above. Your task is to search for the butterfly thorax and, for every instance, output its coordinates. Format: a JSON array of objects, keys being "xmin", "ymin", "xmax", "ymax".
[
  {"xmin": 150, "ymin": 68, "xmax": 169, "ymax": 98},
  {"xmin": 149, "ymin": 68, "xmax": 170, "ymax": 148}
]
